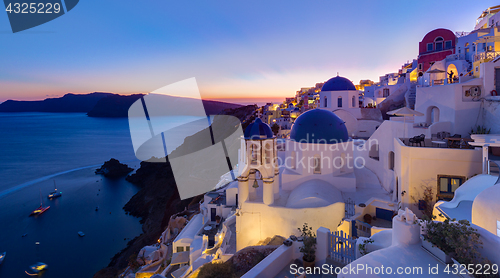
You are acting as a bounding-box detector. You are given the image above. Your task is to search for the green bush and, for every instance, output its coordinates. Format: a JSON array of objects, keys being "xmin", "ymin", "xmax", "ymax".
[
  {"xmin": 198, "ymin": 261, "xmax": 238, "ymax": 278},
  {"xmin": 470, "ymin": 125, "xmax": 491, "ymax": 135}
]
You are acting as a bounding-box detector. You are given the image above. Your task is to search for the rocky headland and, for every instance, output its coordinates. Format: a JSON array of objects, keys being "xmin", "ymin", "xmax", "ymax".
[
  {"xmin": 95, "ymin": 158, "xmax": 134, "ymax": 178},
  {"xmin": 0, "ymin": 92, "xmax": 245, "ymax": 118}
]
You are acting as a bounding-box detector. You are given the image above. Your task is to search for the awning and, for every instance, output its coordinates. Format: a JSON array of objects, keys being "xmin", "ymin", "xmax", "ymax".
[{"xmin": 170, "ymin": 251, "xmax": 190, "ymax": 265}]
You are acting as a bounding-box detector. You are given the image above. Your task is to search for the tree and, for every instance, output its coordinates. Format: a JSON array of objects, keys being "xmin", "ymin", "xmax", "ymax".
[
  {"xmin": 298, "ymin": 223, "xmax": 316, "ymax": 262},
  {"xmin": 271, "ymin": 123, "xmax": 280, "ymax": 135}
]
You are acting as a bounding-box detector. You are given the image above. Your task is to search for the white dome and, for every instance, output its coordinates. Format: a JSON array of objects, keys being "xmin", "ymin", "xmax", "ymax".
[
  {"xmin": 472, "ymin": 183, "xmax": 500, "ymax": 235},
  {"xmin": 286, "ymin": 179, "xmax": 343, "ymax": 208}
]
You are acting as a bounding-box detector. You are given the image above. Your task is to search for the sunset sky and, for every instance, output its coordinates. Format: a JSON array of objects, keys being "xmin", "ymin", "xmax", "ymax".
[{"xmin": 0, "ymin": 1, "xmax": 498, "ymax": 105}]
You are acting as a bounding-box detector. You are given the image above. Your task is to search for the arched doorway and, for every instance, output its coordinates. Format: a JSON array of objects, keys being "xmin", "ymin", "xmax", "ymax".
[
  {"xmin": 446, "ymin": 64, "xmax": 458, "ymax": 83},
  {"xmin": 426, "ymin": 106, "xmax": 440, "ymax": 125}
]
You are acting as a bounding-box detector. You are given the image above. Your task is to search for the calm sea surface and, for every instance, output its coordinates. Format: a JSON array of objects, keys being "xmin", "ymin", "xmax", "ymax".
[{"xmin": 0, "ymin": 113, "xmax": 145, "ymax": 278}]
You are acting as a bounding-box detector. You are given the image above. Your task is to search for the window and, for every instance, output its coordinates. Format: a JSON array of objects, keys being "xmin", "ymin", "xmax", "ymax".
[
  {"xmin": 427, "ymin": 43, "xmax": 433, "ymax": 52},
  {"xmin": 388, "ymin": 151, "xmax": 395, "ymax": 170},
  {"xmin": 383, "ymin": 88, "xmax": 389, "ymax": 97},
  {"xmin": 445, "ymin": 40, "xmax": 452, "ymax": 49},
  {"xmin": 351, "ymin": 96, "xmax": 356, "ymax": 107},
  {"xmin": 472, "ymin": 44, "xmax": 476, "ymax": 51},
  {"xmin": 324, "ymin": 96, "xmax": 328, "ymax": 108},
  {"xmin": 337, "ymin": 96, "xmax": 342, "ymax": 108},
  {"xmin": 313, "ymin": 155, "xmax": 321, "ymax": 174},
  {"xmin": 291, "ymin": 151, "xmax": 296, "ymax": 169},
  {"xmin": 437, "ymin": 175, "xmax": 465, "ymax": 200},
  {"xmin": 250, "ymin": 144, "xmax": 258, "ymax": 164},
  {"xmin": 265, "ymin": 142, "xmax": 272, "ymax": 164},
  {"xmin": 177, "ymin": 246, "xmax": 184, "ymax": 253},
  {"xmin": 436, "ymin": 43, "xmax": 443, "ymax": 51},
  {"xmin": 418, "ymin": 63, "xmax": 423, "ymax": 70}
]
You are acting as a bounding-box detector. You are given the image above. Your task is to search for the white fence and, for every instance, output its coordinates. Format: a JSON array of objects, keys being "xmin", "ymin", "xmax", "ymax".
[{"xmin": 329, "ymin": 230, "xmax": 356, "ymax": 264}]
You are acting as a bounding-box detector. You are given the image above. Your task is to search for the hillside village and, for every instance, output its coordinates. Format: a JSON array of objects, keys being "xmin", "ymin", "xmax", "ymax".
[{"xmin": 122, "ymin": 5, "xmax": 500, "ymax": 278}]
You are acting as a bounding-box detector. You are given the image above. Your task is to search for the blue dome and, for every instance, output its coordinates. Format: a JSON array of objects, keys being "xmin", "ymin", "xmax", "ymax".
[
  {"xmin": 321, "ymin": 76, "xmax": 356, "ymax": 91},
  {"xmin": 244, "ymin": 118, "xmax": 274, "ymax": 139},
  {"xmin": 290, "ymin": 109, "xmax": 348, "ymax": 144}
]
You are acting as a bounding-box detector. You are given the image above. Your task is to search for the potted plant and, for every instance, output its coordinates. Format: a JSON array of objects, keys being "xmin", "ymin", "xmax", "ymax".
[{"xmin": 298, "ymin": 223, "xmax": 316, "ymax": 269}]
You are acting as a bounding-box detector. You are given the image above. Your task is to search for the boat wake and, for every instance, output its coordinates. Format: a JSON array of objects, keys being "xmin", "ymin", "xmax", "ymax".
[{"xmin": 0, "ymin": 160, "xmax": 138, "ymax": 199}]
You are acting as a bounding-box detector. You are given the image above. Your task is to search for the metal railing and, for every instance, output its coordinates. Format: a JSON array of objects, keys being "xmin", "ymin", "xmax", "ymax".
[
  {"xmin": 474, "ymin": 51, "xmax": 500, "ymax": 62},
  {"xmin": 446, "ymin": 53, "xmax": 465, "ymax": 61}
]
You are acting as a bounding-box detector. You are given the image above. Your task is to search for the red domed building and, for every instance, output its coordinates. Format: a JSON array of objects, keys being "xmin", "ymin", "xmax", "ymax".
[{"xmin": 417, "ymin": 28, "xmax": 456, "ymax": 73}]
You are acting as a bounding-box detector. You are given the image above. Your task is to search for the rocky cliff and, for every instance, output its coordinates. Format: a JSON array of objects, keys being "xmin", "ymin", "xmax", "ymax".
[
  {"xmin": 93, "ymin": 104, "xmax": 257, "ymax": 278},
  {"xmin": 93, "ymin": 158, "xmax": 202, "ymax": 278}
]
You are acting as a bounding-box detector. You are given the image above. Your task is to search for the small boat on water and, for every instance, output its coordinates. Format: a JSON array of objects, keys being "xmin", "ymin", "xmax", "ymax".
[
  {"xmin": 78, "ymin": 231, "xmax": 85, "ymax": 237},
  {"xmin": 25, "ymin": 262, "xmax": 48, "ymax": 275},
  {"xmin": 0, "ymin": 252, "xmax": 5, "ymax": 264},
  {"xmin": 47, "ymin": 180, "xmax": 62, "ymax": 199},
  {"xmin": 30, "ymin": 190, "xmax": 50, "ymax": 216}
]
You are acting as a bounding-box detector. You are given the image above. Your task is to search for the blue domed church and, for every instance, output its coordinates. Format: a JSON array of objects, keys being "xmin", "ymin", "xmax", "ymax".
[
  {"xmin": 319, "ymin": 75, "xmax": 364, "ymax": 137},
  {"xmin": 235, "ymin": 111, "xmax": 357, "ymax": 250}
]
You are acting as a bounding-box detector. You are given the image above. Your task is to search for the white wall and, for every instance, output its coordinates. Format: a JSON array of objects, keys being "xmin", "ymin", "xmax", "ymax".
[
  {"xmin": 394, "ymin": 139, "xmax": 482, "ymax": 217},
  {"xmin": 414, "ymin": 78, "xmax": 483, "ymax": 137},
  {"xmin": 471, "ymin": 223, "xmax": 500, "ymax": 265},
  {"xmin": 282, "ymin": 140, "xmax": 356, "ymax": 192},
  {"xmin": 226, "ymin": 187, "xmax": 238, "ymax": 207},
  {"xmin": 236, "ymin": 201, "xmax": 345, "ymax": 250},
  {"xmin": 241, "ymin": 243, "xmax": 300, "ymax": 278},
  {"xmin": 484, "ymin": 101, "xmax": 500, "ymax": 134}
]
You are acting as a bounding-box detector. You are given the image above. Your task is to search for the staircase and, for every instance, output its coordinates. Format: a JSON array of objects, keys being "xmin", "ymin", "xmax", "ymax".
[
  {"xmin": 405, "ymin": 83, "xmax": 417, "ymax": 109},
  {"xmin": 377, "ymin": 82, "xmax": 409, "ymax": 119}
]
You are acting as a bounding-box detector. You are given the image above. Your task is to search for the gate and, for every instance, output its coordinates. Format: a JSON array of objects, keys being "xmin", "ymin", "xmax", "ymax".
[
  {"xmin": 344, "ymin": 198, "xmax": 355, "ymax": 218},
  {"xmin": 329, "ymin": 230, "xmax": 356, "ymax": 264}
]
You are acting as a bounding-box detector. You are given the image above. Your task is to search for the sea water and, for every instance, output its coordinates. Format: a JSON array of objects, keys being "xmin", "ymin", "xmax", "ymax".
[{"xmin": 0, "ymin": 113, "xmax": 163, "ymax": 278}]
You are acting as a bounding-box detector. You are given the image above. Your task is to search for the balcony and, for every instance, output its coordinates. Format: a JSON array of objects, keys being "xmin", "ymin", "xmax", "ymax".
[
  {"xmin": 418, "ymin": 74, "xmax": 474, "ymax": 87},
  {"xmin": 473, "ymin": 51, "xmax": 500, "ymax": 62},
  {"xmin": 446, "ymin": 53, "xmax": 465, "ymax": 61},
  {"xmin": 401, "ymin": 137, "xmax": 475, "ymax": 149}
]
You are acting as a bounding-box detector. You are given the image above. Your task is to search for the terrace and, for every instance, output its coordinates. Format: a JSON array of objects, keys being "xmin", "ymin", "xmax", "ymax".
[{"xmin": 400, "ymin": 135, "xmax": 476, "ymax": 149}]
